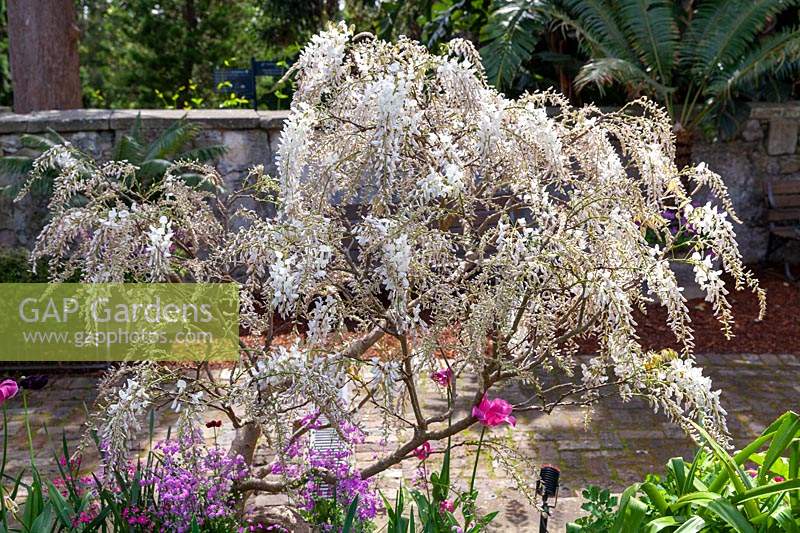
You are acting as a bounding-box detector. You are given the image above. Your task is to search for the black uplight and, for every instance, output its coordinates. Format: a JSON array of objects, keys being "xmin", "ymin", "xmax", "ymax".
[{"xmin": 536, "ymin": 464, "xmax": 560, "ymax": 533}]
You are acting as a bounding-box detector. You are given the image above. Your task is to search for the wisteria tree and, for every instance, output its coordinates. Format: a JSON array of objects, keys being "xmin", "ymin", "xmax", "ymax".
[{"xmin": 21, "ymin": 22, "xmax": 764, "ymax": 523}]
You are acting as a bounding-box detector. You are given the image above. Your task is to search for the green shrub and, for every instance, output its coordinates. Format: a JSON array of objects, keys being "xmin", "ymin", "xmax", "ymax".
[
  {"xmin": 569, "ymin": 411, "xmax": 800, "ymax": 532},
  {"xmin": 0, "ymin": 248, "xmax": 48, "ymax": 283}
]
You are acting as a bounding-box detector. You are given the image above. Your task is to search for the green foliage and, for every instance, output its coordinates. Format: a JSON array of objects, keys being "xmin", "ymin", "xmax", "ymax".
[
  {"xmin": 569, "ymin": 485, "xmax": 618, "ymax": 532},
  {"xmin": 0, "ymin": 0, "xmax": 10, "ymax": 107},
  {"xmin": 569, "ymin": 411, "xmax": 800, "ymax": 532},
  {"xmin": 551, "ymin": 0, "xmax": 800, "ymax": 135},
  {"xmin": 479, "ymin": 1, "xmax": 546, "ymax": 90},
  {"xmin": 383, "ymin": 445, "xmax": 498, "ymax": 533},
  {"xmin": 0, "ymin": 116, "xmax": 225, "ymax": 199},
  {"xmin": 0, "ymin": 248, "xmax": 48, "ymax": 282}
]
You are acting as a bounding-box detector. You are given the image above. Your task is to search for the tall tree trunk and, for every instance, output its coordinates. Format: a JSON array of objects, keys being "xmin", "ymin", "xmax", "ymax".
[{"xmin": 6, "ymin": 0, "xmax": 82, "ymax": 113}]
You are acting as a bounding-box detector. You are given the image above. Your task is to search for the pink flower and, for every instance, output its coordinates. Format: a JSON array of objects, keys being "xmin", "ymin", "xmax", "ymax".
[
  {"xmin": 431, "ymin": 368, "xmax": 453, "ymax": 387},
  {"xmin": 0, "ymin": 380, "xmax": 18, "ymax": 405},
  {"xmin": 774, "ymin": 476, "xmax": 785, "ymax": 482},
  {"xmin": 439, "ymin": 499, "xmax": 455, "ymax": 514},
  {"xmin": 472, "ymin": 395, "xmax": 516, "ymax": 427},
  {"xmin": 413, "ymin": 441, "xmax": 432, "ymax": 460}
]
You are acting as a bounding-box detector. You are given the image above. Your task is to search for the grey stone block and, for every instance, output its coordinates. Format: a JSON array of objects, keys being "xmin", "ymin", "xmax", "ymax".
[
  {"xmin": 741, "ymin": 119, "xmax": 764, "ymax": 142},
  {"xmin": 767, "ymin": 118, "xmax": 799, "ymax": 155},
  {"xmin": 779, "ymin": 155, "xmax": 800, "ymax": 174}
]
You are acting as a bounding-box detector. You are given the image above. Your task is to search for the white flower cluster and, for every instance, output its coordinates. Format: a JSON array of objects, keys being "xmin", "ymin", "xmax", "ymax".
[{"xmin": 146, "ymin": 215, "xmax": 174, "ymax": 279}]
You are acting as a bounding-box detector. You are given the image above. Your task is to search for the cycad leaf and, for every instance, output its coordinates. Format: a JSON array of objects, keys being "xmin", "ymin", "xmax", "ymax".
[
  {"xmin": 479, "ymin": 0, "xmax": 544, "ymax": 89},
  {"xmin": 575, "ymin": 57, "xmax": 675, "ymax": 96},
  {"xmin": 0, "ymin": 156, "xmax": 34, "ymax": 178},
  {"xmin": 20, "ymin": 133, "xmax": 59, "ymax": 152},
  {"xmin": 558, "ymin": 0, "xmax": 636, "ymax": 61},
  {"xmin": 113, "ymin": 134, "xmax": 145, "ymax": 164},
  {"xmin": 144, "ymin": 119, "xmax": 199, "ymax": 161},
  {"xmin": 684, "ymin": 0, "xmax": 797, "ymax": 80},
  {"xmin": 177, "ymin": 144, "xmax": 227, "ymax": 163},
  {"xmin": 617, "ymin": 0, "xmax": 678, "ymax": 85},
  {"xmin": 707, "ymin": 29, "xmax": 800, "ymax": 97}
]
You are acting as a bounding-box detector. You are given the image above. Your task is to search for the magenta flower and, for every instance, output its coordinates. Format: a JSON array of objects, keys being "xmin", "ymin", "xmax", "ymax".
[
  {"xmin": 439, "ymin": 499, "xmax": 455, "ymax": 514},
  {"xmin": 413, "ymin": 441, "xmax": 432, "ymax": 460},
  {"xmin": 0, "ymin": 380, "xmax": 18, "ymax": 406},
  {"xmin": 472, "ymin": 395, "xmax": 516, "ymax": 427},
  {"xmin": 431, "ymin": 368, "xmax": 453, "ymax": 387}
]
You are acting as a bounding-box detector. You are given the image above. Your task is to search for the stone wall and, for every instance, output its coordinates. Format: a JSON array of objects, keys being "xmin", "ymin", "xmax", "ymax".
[
  {"xmin": 1, "ymin": 104, "xmax": 800, "ymax": 262},
  {"xmin": 0, "ymin": 109, "xmax": 287, "ymax": 248}
]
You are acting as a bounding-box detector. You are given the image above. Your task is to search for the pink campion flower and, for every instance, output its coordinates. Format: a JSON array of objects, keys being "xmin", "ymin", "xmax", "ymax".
[
  {"xmin": 774, "ymin": 476, "xmax": 786, "ymax": 482},
  {"xmin": 0, "ymin": 380, "xmax": 18, "ymax": 405},
  {"xmin": 431, "ymin": 368, "xmax": 453, "ymax": 387},
  {"xmin": 472, "ymin": 395, "xmax": 516, "ymax": 427},
  {"xmin": 413, "ymin": 441, "xmax": 432, "ymax": 460},
  {"xmin": 439, "ymin": 499, "xmax": 455, "ymax": 514}
]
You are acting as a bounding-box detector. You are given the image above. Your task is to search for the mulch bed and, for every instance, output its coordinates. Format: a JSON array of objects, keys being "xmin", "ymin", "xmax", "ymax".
[{"xmin": 634, "ymin": 263, "xmax": 800, "ymax": 354}]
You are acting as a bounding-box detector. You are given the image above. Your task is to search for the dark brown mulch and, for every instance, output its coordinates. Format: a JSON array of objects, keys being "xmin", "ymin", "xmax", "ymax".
[{"xmin": 634, "ymin": 263, "xmax": 800, "ymax": 354}]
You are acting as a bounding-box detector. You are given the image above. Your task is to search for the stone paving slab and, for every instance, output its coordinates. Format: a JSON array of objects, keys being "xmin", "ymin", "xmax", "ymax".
[{"xmin": 1, "ymin": 352, "xmax": 797, "ymax": 530}]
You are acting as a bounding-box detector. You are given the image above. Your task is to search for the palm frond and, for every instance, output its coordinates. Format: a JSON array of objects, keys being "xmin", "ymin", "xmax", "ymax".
[
  {"xmin": 684, "ymin": 0, "xmax": 798, "ymax": 79},
  {"xmin": 479, "ymin": 0, "xmax": 545, "ymax": 89},
  {"xmin": 617, "ymin": 0, "xmax": 678, "ymax": 85},
  {"xmin": 707, "ymin": 28, "xmax": 800, "ymax": 98},
  {"xmin": 557, "ymin": 0, "xmax": 637, "ymax": 62},
  {"xmin": 574, "ymin": 57, "xmax": 675, "ymax": 96},
  {"xmin": 143, "ymin": 118, "xmax": 200, "ymax": 161},
  {"xmin": 176, "ymin": 144, "xmax": 227, "ymax": 163}
]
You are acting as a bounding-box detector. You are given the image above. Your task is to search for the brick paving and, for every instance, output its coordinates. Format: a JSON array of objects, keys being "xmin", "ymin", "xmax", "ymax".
[{"xmin": 1, "ymin": 352, "xmax": 797, "ymax": 530}]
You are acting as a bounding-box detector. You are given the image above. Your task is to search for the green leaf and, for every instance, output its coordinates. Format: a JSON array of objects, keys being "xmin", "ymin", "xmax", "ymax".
[
  {"xmin": 757, "ymin": 412, "xmax": 800, "ymax": 485},
  {"xmin": 733, "ymin": 479, "xmax": 800, "ymax": 505},
  {"xmin": 144, "ymin": 118, "xmax": 199, "ymax": 161},
  {"xmin": 342, "ymin": 495, "xmax": 359, "ymax": 533},
  {"xmin": 673, "ymin": 515, "xmax": 706, "ymax": 533},
  {"xmin": 616, "ymin": 0, "xmax": 678, "ymax": 86},
  {"xmin": 45, "ymin": 479, "xmax": 75, "ymax": 528},
  {"xmin": 479, "ymin": 0, "xmax": 544, "ymax": 89},
  {"xmin": 705, "ymin": 498, "xmax": 755, "ymax": 533},
  {"xmin": 611, "ymin": 484, "xmax": 647, "ymax": 533}
]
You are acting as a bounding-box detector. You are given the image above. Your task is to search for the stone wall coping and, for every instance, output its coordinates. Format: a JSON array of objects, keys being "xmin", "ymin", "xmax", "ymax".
[
  {"xmin": 0, "ymin": 109, "xmax": 292, "ymax": 134},
  {"xmin": 750, "ymin": 102, "xmax": 800, "ymax": 120},
  {"xmin": 0, "ymin": 102, "xmax": 798, "ymax": 135}
]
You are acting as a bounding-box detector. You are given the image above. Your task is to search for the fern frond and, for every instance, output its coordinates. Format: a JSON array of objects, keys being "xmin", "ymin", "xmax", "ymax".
[{"xmin": 479, "ymin": 0, "xmax": 545, "ymax": 89}]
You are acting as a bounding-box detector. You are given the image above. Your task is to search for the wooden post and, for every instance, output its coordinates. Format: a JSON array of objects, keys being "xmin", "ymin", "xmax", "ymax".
[{"xmin": 6, "ymin": 0, "xmax": 82, "ymax": 113}]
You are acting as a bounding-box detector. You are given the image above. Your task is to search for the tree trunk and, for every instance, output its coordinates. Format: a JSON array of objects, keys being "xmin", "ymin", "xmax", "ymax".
[{"xmin": 6, "ymin": 0, "xmax": 82, "ymax": 113}]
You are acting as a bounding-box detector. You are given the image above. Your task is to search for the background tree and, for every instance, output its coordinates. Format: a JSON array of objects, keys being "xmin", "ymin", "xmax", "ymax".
[
  {"xmin": 6, "ymin": 0, "xmax": 82, "ymax": 113},
  {"xmin": 0, "ymin": 0, "xmax": 11, "ymax": 107}
]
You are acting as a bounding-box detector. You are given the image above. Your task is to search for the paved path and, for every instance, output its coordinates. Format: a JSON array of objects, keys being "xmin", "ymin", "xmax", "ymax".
[{"xmin": 1, "ymin": 352, "xmax": 797, "ymax": 530}]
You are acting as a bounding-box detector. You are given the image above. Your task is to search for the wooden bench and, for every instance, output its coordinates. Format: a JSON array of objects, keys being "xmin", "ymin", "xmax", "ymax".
[{"xmin": 764, "ymin": 178, "xmax": 800, "ymax": 279}]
